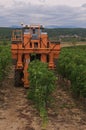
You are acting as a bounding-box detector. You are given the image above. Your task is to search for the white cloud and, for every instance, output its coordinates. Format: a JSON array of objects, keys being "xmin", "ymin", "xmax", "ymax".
[
  {"xmin": 1, "ymin": 0, "xmax": 86, "ymax": 7},
  {"xmin": 0, "ymin": 0, "xmax": 86, "ymax": 27}
]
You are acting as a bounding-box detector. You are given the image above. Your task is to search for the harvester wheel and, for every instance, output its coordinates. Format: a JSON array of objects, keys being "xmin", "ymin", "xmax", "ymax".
[{"xmin": 14, "ymin": 70, "xmax": 23, "ymax": 87}]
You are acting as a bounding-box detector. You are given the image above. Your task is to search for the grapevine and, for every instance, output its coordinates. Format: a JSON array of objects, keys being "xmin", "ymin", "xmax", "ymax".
[
  {"xmin": 0, "ymin": 45, "xmax": 11, "ymax": 82},
  {"xmin": 28, "ymin": 60, "xmax": 57, "ymax": 126},
  {"xmin": 56, "ymin": 46, "xmax": 86, "ymax": 98}
]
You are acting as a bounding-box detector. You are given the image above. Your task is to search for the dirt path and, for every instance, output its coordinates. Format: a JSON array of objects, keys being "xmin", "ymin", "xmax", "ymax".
[
  {"xmin": 61, "ymin": 42, "xmax": 86, "ymax": 47},
  {"xmin": 0, "ymin": 66, "xmax": 86, "ymax": 130}
]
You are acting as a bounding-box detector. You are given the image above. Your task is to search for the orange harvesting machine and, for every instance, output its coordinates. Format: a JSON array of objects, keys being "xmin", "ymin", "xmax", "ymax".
[{"xmin": 11, "ymin": 24, "xmax": 61, "ymax": 88}]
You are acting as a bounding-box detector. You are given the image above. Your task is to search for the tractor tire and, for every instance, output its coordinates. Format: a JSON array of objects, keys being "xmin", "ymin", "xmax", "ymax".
[{"xmin": 14, "ymin": 70, "xmax": 23, "ymax": 87}]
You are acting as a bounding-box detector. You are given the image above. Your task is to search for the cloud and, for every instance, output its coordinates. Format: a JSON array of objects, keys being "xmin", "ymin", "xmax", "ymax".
[
  {"xmin": 82, "ymin": 3, "xmax": 86, "ymax": 8},
  {"xmin": 0, "ymin": 2, "xmax": 86, "ymax": 27},
  {"xmin": 39, "ymin": 0, "xmax": 46, "ymax": 3}
]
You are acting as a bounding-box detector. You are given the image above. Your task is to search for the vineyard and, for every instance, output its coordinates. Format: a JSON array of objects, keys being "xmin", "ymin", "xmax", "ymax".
[
  {"xmin": 0, "ymin": 45, "xmax": 11, "ymax": 83},
  {"xmin": 28, "ymin": 60, "xmax": 56, "ymax": 126},
  {"xmin": 0, "ymin": 45, "xmax": 86, "ymax": 99},
  {"xmin": 0, "ymin": 44, "xmax": 86, "ymax": 130},
  {"xmin": 0, "ymin": 45, "xmax": 86, "ymax": 105},
  {"xmin": 56, "ymin": 46, "xmax": 86, "ymax": 98}
]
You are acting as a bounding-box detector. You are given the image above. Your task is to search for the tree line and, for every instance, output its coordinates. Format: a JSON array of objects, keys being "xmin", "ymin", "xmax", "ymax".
[{"xmin": 0, "ymin": 27, "xmax": 86, "ymax": 42}]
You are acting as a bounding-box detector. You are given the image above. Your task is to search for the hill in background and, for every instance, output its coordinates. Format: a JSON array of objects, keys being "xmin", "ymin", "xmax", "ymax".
[{"xmin": 0, "ymin": 27, "xmax": 86, "ymax": 42}]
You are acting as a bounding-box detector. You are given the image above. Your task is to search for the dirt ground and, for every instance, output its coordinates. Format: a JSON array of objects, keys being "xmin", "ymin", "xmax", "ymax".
[
  {"xmin": 61, "ymin": 42, "xmax": 86, "ymax": 47},
  {"xmin": 0, "ymin": 66, "xmax": 86, "ymax": 130}
]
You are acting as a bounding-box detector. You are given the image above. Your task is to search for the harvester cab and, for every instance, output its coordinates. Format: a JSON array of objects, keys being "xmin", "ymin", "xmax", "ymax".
[
  {"xmin": 11, "ymin": 24, "xmax": 61, "ymax": 88},
  {"xmin": 23, "ymin": 25, "xmax": 43, "ymax": 39}
]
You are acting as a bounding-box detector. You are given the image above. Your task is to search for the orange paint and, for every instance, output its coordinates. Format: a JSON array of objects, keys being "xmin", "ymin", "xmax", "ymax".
[{"xmin": 11, "ymin": 25, "xmax": 61, "ymax": 88}]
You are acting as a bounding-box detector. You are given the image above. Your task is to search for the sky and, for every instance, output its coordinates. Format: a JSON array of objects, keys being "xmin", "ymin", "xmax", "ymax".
[{"xmin": 0, "ymin": 0, "xmax": 86, "ymax": 27}]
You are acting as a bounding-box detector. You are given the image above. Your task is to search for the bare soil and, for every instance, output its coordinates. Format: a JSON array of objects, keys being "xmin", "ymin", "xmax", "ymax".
[
  {"xmin": 0, "ymin": 66, "xmax": 86, "ymax": 130},
  {"xmin": 61, "ymin": 42, "xmax": 86, "ymax": 47}
]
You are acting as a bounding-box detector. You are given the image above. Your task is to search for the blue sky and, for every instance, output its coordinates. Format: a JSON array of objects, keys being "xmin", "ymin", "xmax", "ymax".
[{"xmin": 0, "ymin": 0, "xmax": 86, "ymax": 27}]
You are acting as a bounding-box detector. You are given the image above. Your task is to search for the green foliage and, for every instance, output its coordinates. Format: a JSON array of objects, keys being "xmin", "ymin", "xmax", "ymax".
[
  {"xmin": 0, "ymin": 27, "xmax": 11, "ymax": 41},
  {"xmin": 2, "ymin": 39, "xmax": 8, "ymax": 45},
  {"xmin": 27, "ymin": 60, "xmax": 56, "ymax": 125},
  {"xmin": 0, "ymin": 27, "xmax": 86, "ymax": 43},
  {"xmin": 0, "ymin": 45, "xmax": 11, "ymax": 82},
  {"xmin": 44, "ymin": 28, "xmax": 86, "ymax": 42},
  {"xmin": 56, "ymin": 46, "xmax": 86, "ymax": 98}
]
